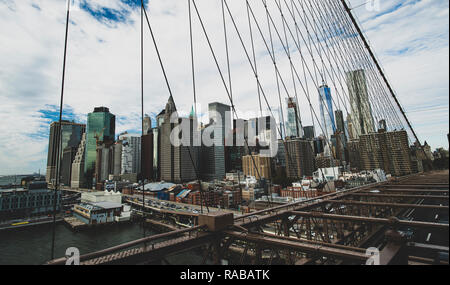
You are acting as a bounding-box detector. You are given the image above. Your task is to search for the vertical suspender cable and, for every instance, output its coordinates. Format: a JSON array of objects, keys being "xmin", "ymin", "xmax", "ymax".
[
  {"xmin": 140, "ymin": 0, "xmax": 146, "ymax": 240},
  {"xmin": 188, "ymin": 0, "xmax": 208, "ymax": 214},
  {"xmin": 51, "ymin": 0, "xmax": 71, "ymax": 260}
]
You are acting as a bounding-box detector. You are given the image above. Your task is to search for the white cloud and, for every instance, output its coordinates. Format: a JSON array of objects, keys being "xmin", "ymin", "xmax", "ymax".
[{"xmin": 0, "ymin": 0, "xmax": 448, "ymax": 175}]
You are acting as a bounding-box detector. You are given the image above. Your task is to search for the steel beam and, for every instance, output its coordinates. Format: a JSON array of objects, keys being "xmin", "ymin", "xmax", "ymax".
[
  {"xmin": 351, "ymin": 193, "xmax": 448, "ymax": 200},
  {"xmin": 46, "ymin": 225, "xmax": 207, "ymax": 265},
  {"xmin": 365, "ymin": 189, "xmax": 449, "ymax": 194},
  {"xmin": 325, "ymin": 200, "xmax": 449, "ymax": 211},
  {"xmin": 224, "ymin": 231, "xmax": 368, "ymax": 262},
  {"xmin": 289, "ymin": 211, "xmax": 449, "ymax": 230}
]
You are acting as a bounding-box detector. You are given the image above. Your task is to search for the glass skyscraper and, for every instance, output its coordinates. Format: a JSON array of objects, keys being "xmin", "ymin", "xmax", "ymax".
[
  {"xmin": 84, "ymin": 107, "xmax": 116, "ymax": 187},
  {"xmin": 319, "ymin": 84, "xmax": 336, "ymax": 140},
  {"xmin": 46, "ymin": 121, "xmax": 85, "ymax": 185},
  {"xmin": 286, "ymin": 97, "xmax": 303, "ymax": 138}
]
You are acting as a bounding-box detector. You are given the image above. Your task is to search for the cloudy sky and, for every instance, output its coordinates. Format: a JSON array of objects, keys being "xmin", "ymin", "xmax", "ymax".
[{"xmin": 0, "ymin": 0, "xmax": 448, "ymax": 175}]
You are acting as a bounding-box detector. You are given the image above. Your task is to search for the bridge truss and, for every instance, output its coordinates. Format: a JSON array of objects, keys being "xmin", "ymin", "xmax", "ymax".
[{"xmin": 47, "ymin": 171, "xmax": 448, "ymax": 265}]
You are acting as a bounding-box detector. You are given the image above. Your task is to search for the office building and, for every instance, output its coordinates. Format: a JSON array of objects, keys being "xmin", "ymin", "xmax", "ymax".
[
  {"xmin": 303, "ymin": 126, "xmax": 315, "ymax": 140},
  {"xmin": 84, "ymin": 107, "xmax": 116, "ymax": 188},
  {"xmin": 119, "ymin": 132, "xmax": 142, "ymax": 175},
  {"xmin": 142, "ymin": 133, "xmax": 154, "ymax": 182},
  {"xmin": 346, "ymin": 70, "xmax": 375, "ymax": 137},
  {"xmin": 61, "ymin": 146, "xmax": 78, "ymax": 186},
  {"xmin": 347, "ymin": 140, "xmax": 362, "ymax": 171},
  {"xmin": 285, "ymin": 138, "xmax": 316, "ymax": 178},
  {"xmin": 286, "ymin": 97, "xmax": 303, "ymax": 138},
  {"xmin": 313, "ymin": 136, "xmax": 325, "ymax": 155},
  {"xmin": 318, "ymin": 84, "xmax": 336, "ymax": 139},
  {"xmin": 95, "ymin": 142, "xmax": 114, "ymax": 184},
  {"xmin": 335, "ymin": 110, "xmax": 347, "ymax": 142},
  {"xmin": 160, "ymin": 96, "xmax": 199, "ymax": 183},
  {"xmin": 143, "ymin": 115, "xmax": 152, "ymax": 135},
  {"xmin": 208, "ymin": 102, "xmax": 231, "ymax": 180},
  {"xmin": 359, "ymin": 130, "xmax": 412, "ymax": 177},
  {"xmin": 46, "ymin": 121, "xmax": 85, "ymax": 185},
  {"xmin": 242, "ymin": 153, "xmax": 272, "ymax": 180},
  {"xmin": 347, "ymin": 113, "xmax": 356, "ymax": 140},
  {"xmin": 71, "ymin": 133, "xmax": 87, "ymax": 188}
]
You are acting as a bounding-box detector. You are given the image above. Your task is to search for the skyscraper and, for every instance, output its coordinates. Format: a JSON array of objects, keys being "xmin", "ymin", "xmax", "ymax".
[
  {"xmin": 46, "ymin": 121, "xmax": 85, "ymax": 185},
  {"xmin": 143, "ymin": 115, "xmax": 152, "ymax": 135},
  {"xmin": 303, "ymin": 126, "xmax": 315, "ymax": 140},
  {"xmin": 359, "ymin": 130, "xmax": 412, "ymax": 177},
  {"xmin": 242, "ymin": 153, "xmax": 272, "ymax": 179},
  {"xmin": 84, "ymin": 107, "xmax": 116, "ymax": 187},
  {"xmin": 160, "ymin": 96, "xmax": 199, "ymax": 183},
  {"xmin": 61, "ymin": 146, "xmax": 78, "ymax": 186},
  {"xmin": 119, "ymin": 132, "xmax": 142, "ymax": 175},
  {"xmin": 346, "ymin": 70, "xmax": 375, "ymax": 138},
  {"xmin": 335, "ymin": 110, "xmax": 347, "ymax": 142},
  {"xmin": 285, "ymin": 138, "xmax": 316, "ymax": 178},
  {"xmin": 71, "ymin": 133, "xmax": 87, "ymax": 188},
  {"xmin": 142, "ymin": 132, "xmax": 154, "ymax": 181},
  {"xmin": 318, "ymin": 84, "xmax": 336, "ymax": 140},
  {"xmin": 286, "ymin": 97, "xmax": 303, "ymax": 138},
  {"xmin": 208, "ymin": 102, "xmax": 231, "ymax": 180}
]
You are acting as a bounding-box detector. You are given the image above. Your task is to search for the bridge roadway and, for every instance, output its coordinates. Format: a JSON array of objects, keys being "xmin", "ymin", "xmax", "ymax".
[{"xmin": 46, "ymin": 171, "xmax": 449, "ymax": 265}]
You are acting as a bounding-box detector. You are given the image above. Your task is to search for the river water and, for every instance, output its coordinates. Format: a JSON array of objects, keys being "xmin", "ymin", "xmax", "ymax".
[{"xmin": 0, "ymin": 222, "xmax": 203, "ymax": 265}]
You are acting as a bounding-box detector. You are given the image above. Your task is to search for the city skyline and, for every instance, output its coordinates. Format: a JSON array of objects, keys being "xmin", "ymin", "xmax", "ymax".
[{"xmin": 0, "ymin": 0, "xmax": 448, "ymax": 175}]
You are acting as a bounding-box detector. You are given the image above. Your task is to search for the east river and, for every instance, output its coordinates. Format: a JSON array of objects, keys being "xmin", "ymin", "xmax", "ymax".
[{"xmin": 0, "ymin": 222, "xmax": 203, "ymax": 265}]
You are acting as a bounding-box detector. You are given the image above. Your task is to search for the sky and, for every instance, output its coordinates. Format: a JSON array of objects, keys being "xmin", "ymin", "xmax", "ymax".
[{"xmin": 0, "ymin": 0, "xmax": 448, "ymax": 175}]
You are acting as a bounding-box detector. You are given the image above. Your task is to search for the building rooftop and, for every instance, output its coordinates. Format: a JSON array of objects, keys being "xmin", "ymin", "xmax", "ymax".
[
  {"xmin": 144, "ymin": 182, "xmax": 176, "ymax": 192},
  {"xmin": 92, "ymin": 201, "xmax": 123, "ymax": 210}
]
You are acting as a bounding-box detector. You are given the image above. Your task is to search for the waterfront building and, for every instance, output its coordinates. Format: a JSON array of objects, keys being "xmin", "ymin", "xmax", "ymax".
[
  {"xmin": 81, "ymin": 190, "xmax": 122, "ymax": 204},
  {"xmin": 85, "ymin": 107, "xmax": 116, "ymax": 188},
  {"xmin": 73, "ymin": 202, "xmax": 127, "ymax": 225},
  {"xmin": 285, "ymin": 138, "xmax": 316, "ymax": 179},
  {"xmin": 346, "ymin": 70, "xmax": 375, "ymax": 138},
  {"xmin": 318, "ymin": 84, "xmax": 336, "ymax": 140},
  {"xmin": 46, "ymin": 121, "xmax": 85, "ymax": 185},
  {"xmin": 286, "ymin": 97, "xmax": 303, "ymax": 138},
  {"xmin": 0, "ymin": 181, "xmax": 61, "ymax": 220}
]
